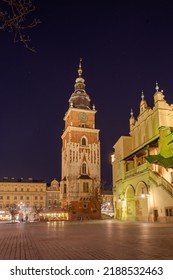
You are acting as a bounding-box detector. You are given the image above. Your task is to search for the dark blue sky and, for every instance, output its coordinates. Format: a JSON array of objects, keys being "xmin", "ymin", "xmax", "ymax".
[{"xmin": 1, "ymin": 0, "xmax": 173, "ymax": 186}]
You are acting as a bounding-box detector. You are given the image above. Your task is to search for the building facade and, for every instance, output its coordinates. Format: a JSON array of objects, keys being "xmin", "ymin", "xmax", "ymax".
[
  {"xmin": 101, "ymin": 190, "xmax": 114, "ymax": 218},
  {"xmin": 60, "ymin": 60, "xmax": 101, "ymax": 219},
  {"xmin": 46, "ymin": 179, "xmax": 61, "ymax": 210},
  {"xmin": 0, "ymin": 177, "xmax": 46, "ymax": 221},
  {"xmin": 111, "ymin": 83, "xmax": 173, "ymax": 222}
]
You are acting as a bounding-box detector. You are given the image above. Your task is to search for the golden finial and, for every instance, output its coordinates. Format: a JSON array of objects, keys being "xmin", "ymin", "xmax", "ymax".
[
  {"xmin": 78, "ymin": 58, "xmax": 83, "ymax": 77},
  {"xmin": 141, "ymin": 90, "xmax": 144, "ymax": 100},
  {"xmin": 155, "ymin": 81, "xmax": 159, "ymax": 92},
  {"xmin": 130, "ymin": 108, "xmax": 134, "ymax": 117}
]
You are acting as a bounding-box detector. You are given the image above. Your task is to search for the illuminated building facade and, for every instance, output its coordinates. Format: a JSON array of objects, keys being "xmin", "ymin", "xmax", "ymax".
[
  {"xmin": 101, "ymin": 190, "xmax": 114, "ymax": 218},
  {"xmin": 0, "ymin": 177, "xmax": 46, "ymax": 221},
  {"xmin": 60, "ymin": 60, "xmax": 101, "ymax": 219},
  {"xmin": 46, "ymin": 179, "xmax": 61, "ymax": 210},
  {"xmin": 111, "ymin": 83, "xmax": 173, "ymax": 222}
]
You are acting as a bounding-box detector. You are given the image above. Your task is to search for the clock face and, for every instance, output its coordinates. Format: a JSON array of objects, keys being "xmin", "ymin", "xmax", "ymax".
[{"xmin": 78, "ymin": 112, "xmax": 87, "ymax": 122}]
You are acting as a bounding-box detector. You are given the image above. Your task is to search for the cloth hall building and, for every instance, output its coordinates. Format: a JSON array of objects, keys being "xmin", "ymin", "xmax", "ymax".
[{"xmin": 111, "ymin": 83, "xmax": 173, "ymax": 222}]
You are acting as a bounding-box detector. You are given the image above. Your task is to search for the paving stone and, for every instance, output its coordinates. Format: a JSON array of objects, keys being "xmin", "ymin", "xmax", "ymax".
[{"xmin": 0, "ymin": 220, "xmax": 173, "ymax": 260}]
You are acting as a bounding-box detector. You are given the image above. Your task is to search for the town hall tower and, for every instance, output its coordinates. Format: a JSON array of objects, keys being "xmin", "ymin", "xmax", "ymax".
[{"xmin": 60, "ymin": 60, "xmax": 101, "ymax": 219}]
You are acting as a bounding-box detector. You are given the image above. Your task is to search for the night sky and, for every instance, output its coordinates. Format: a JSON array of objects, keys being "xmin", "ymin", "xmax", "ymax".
[{"xmin": 1, "ymin": 0, "xmax": 173, "ymax": 187}]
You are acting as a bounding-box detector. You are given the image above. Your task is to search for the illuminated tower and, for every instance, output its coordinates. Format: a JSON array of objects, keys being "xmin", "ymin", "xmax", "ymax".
[{"xmin": 60, "ymin": 60, "xmax": 101, "ymax": 219}]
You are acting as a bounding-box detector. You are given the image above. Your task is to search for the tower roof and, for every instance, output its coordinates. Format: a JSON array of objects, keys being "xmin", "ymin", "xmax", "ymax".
[{"xmin": 69, "ymin": 59, "xmax": 91, "ymax": 110}]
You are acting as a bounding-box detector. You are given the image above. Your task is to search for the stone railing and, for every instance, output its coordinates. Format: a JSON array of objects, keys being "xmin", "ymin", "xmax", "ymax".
[
  {"xmin": 125, "ymin": 162, "xmax": 148, "ymax": 178},
  {"xmin": 149, "ymin": 170, "xmax": 173, "ymax": 197}
]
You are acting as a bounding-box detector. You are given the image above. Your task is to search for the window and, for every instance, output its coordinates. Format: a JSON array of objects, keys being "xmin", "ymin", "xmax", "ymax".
[
  {"xmin": 15, "ymin": 188, "xmax": 17, "ymax": 192},
  {"xmin": 7, "ymin": 196, "xmax": 10, "ymax": 200},
  {"xmin": 35, "ymin": 196, "xmax": 38, "ymax": 200},
  {"xmin": 26, "ymin": 196, "xmax": 29, "ymax": 200},
  {"xmin": 83, "ymin": 203, "xmax": 88, "ymax": 209},
  {"xmin": 165, "ymin": 207, "xmax": 173, "ymax": 216},
  {"xmin": 0, "ymin": 196, "xmax": 3, "ymax": 200},
  {"xmin": 21, "ymin": 188, "xmax": 23, "ymax": 192},
  {"xmin": 83, "ymin": 182, "xmax": 89, "ymax": 193},
  {"xmin": 20, "ymin": 196, "xmax": 23, "ymax": 200},
  {"xmin": 27, "ymin": 188, "xmax": 30, "ymax": 192},
  {"xmin": 64, "ymin": 184, "xmax": 66, "ymax": 194},
  {"xmin": 81, "ymin": 136, "xmax": 87, "ymax": 146},
  {"xmin": 82, "ymin": 163, "xmax": 87, "ymax": 174},
  {"xmin": 14, "ymin": 196, "xmax": 17, "ymax": 200}
]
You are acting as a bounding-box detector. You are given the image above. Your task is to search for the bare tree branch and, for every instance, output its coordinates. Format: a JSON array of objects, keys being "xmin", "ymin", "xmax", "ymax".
[{"xmin": 0, "ymin": 0, "xmax": 41, "ymax": 52}]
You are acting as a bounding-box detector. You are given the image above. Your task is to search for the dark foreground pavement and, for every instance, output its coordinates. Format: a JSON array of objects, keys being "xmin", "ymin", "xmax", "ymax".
[{"xmin": 0, "ymin": 220, "xmax": 173, "ymax": 260}]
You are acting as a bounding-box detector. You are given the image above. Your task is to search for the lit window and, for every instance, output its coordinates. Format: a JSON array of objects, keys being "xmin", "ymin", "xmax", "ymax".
[{"xmin": 83, "ymin": 182, "xmax": 89, "ymax": 193}]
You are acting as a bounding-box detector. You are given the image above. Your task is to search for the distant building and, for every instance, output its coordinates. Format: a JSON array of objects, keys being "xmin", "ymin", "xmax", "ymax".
[
  {"xmin": 46, "ymin": 179, "xmax": 61, "ymax": 210},
  {"xmin": 60, "ymin": 60, "xmax": 101, "ymax": 220},
  {"xmin": 0, "ymin": 177, "xmax": 46, "ymax": 221},
  {"xmin": 111, "ymin": 84, "xmax": 173, "ymax": 222},
  {"xmin": 101, "ymin": 190, "xmax": 114, "ymax": 218}
]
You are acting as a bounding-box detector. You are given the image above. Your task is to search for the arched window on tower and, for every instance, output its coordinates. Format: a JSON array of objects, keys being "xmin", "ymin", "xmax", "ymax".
[
  {"xmin": 82, "ymin": 162, "xmax": 87, "ymax": 174},
  {"xmin": 81, "ymin": 136, "xmax": 88, "ymax": 146}
]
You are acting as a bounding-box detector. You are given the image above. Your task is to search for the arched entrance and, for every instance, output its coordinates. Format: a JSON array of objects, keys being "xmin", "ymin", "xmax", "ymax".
[
  {"xmin": 135, "ymin": 181, "xmax": 148, "ymax": 221},
  {"xmin": 125, "ymin": 185, "xmax": 135, "ymax": 221}
]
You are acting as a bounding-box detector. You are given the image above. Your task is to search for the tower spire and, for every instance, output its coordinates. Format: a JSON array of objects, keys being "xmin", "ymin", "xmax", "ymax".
[
  {"xmin": 78, "ymin": 58, "xmax": 83, "ymax": 77},
  {"xmin": 69, "ymin": 59, "xmax": 91, "ymax": 109}
]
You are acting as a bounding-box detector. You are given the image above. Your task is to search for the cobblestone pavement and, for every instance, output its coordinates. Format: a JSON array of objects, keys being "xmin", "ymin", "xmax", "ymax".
[{"xmin": 0, "ymin": 220, "xmax": 173, "ymax": 260}]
